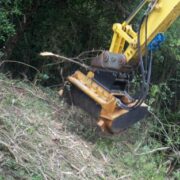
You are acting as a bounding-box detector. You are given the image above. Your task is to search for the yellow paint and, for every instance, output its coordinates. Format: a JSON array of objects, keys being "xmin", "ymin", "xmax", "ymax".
[
  {"xmin": 110, "ymin": 0, "xmax": 180, "ymax": 62},
  {"xmin": 67, "ymin": 0, "xmax": 180, "ymax": 132}
]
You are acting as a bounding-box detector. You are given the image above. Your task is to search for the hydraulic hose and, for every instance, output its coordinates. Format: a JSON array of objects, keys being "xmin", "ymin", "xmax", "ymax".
[{"xmin": 117, "ymin": 10, "xmax": 153, "ymax": 110}]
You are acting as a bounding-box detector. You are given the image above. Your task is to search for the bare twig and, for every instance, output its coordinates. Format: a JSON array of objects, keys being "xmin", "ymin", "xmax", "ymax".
[
  {"xmin": 40, "ymin": 52, "xmax": 90, "ymax": 70},
  {"xmin": 149, "ymin": 110, "xmax": 179, "ymax": 153},
  {"xmin": 62, "ymin": 156, "xmax": 80, "ymax": 172},
  {"xmin": 75, "ymin": 50, "xmax": 103, "ymax": 58},
  {"xmin": 118, "ymin": 174, "xmax": 132, "ymax": 180},
  {"xmin": 41, "ymin": 50, "xmax": 102, "ymax": 67},
  {"xmin": 134, "ymin": 128, "xmax": 148, "ymax": 153},
  {"xmin": 0, "ymin": 60, "xmax": 40, "ymax": 73},
  {"xmin": 135, "ymin": 147, "xmax": 170, "ymax": 156},
  {"xmin": 0, "ymin": 140, "xmax": 18, "ymax": 162}
]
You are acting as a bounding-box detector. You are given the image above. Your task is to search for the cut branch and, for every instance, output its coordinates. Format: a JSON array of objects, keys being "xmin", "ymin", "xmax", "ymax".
[{"xmin": 40, "ymin": 52, "xmax": 90, "ymax": 70}]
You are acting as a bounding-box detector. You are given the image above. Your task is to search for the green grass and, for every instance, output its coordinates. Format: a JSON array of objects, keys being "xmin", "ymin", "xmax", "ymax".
[{"xmin": 0, "ymin": 74, "xmax": 178, "ymax": 179}]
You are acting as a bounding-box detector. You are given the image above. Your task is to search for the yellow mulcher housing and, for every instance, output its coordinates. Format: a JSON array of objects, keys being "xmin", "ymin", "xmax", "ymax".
[{"xmin": 66, "ymin": 0, "xmax": 180, "ymax": 133}]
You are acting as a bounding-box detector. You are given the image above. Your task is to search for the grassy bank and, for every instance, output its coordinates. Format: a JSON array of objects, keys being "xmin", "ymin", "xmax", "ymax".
[{"xmin": 0, "ymin": 74, "xmax": 178, "ymax": 180}]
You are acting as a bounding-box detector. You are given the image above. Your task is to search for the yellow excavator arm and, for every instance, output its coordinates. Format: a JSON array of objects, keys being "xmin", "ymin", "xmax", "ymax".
[
  {"xmin": 66, "ymin": 0, "xmax": 180, "ymax": 133},
  {"xmin": 109, "ymin": 0, "xmax": 180, "ymax": 62}
]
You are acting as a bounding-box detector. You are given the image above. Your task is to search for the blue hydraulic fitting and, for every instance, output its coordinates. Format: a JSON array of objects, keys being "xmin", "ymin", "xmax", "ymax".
[{"xmin": 148, "ymin": 33, "xmax": 165, "ymax": 51}]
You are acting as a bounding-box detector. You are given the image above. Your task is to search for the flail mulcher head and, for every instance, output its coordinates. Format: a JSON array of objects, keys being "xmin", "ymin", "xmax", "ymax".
[{"xmin": 65, "ymin": 51, "xmax": 149, "ymax": 134}]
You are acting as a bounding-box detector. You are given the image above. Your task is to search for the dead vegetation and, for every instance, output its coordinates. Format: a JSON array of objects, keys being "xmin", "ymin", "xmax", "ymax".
[
  {"xmin": 0, "ymin": 74, "xmax": 105, "ymax": 179},
  {"xmin": 0, "ymin": 73, "xmax": 177, "ymax": 180}
]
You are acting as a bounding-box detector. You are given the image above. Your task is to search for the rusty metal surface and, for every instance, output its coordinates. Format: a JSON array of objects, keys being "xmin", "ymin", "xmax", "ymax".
[{"xmin": 91, "ymin": 51, "xmax": 127, "ymax": 71}]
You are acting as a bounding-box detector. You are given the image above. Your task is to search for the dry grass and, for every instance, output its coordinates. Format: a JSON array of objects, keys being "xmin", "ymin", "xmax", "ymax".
[
  {"xmin": 0, "ymin": 75, "xmax": 122, "ymax": 179},
  {"xmin": 0, "ymin": 74, "xmax": 174, "ymax": 180}
]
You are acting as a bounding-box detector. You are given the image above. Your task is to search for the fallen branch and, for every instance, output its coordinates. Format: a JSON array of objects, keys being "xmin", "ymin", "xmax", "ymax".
[
  {"xmin": 0, "ymin": 140, "xmax": 18, "ymax": 162},
  {"xmin": 40, "ymin": 52, "xmax": 90, "ymax": 70},
  {"xmin": 135, "ymin": 147, "xmax": 170, "ymax": 156},
  {"xmin": 118, "ymin": 174, "xmax": 132, "ymax": 180},
  {"xmin": 0, "ymin": 60, "xmax": 40, "ymax": 73}
]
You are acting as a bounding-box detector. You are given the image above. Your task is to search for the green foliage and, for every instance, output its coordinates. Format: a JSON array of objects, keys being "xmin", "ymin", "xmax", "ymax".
[
  {"xmin": 0, "ymin": 1, "xmax": 180, "ymax": 178},
  {"xmin": 31, "ymin": 175, "xmax": 43, "ymax": 180},
  {"xmin": 0, "ymin": 10, "xmax": 15, "ymax": 43},
  {"xmin": 93, "ymin": 133, "xmax": 167, "ymax": 179},
  {"xmin": 0, "ymin": 0, "xmax": 25, "ymax": 43},
  {"xmin": 8, "ymin": 0, "xmax": 127, "ymax": 83}
]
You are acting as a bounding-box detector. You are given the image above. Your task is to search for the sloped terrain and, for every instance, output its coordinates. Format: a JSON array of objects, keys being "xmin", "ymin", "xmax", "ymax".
[{"xmin": 0, "ymin": 74, "xmax": 176, "ymax": 180}]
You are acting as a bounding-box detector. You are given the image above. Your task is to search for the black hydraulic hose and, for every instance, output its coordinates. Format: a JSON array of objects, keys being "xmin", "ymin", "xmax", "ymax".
[
  {"xmin": 117, "ymin": 16, "xmax": 145, "ymax": 110},
  {"xmin": 132, "ymin": 15, "xmax": 150, "ymax": 108},
  {"xmin": 147, "ymin": 50, "xmax": 153, "ymax": 83},
  {"xmin": 145, "ymin": 15, "xmax": 149, "ymax": 76},
  {"xmin": 128, "ymin": 17, "xmax": 147, "ymax": 108},
  {"xmin": 117, "ymin": 14, "xmax": 152, "ymax": 110},
  {"xmin": 126, "ymin": 0, "xmax": 149, "ymax": 24},
  {"xmin": 117, "ymin": 1, "xmax": 156, "ymax": 110},
  {"xmin": 134, "ymin": 16, "xmax": 154, "ymax": 108},
  {"xmin": 133, "ymin": 49, "xmax": 153, "ymax": 108}
]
